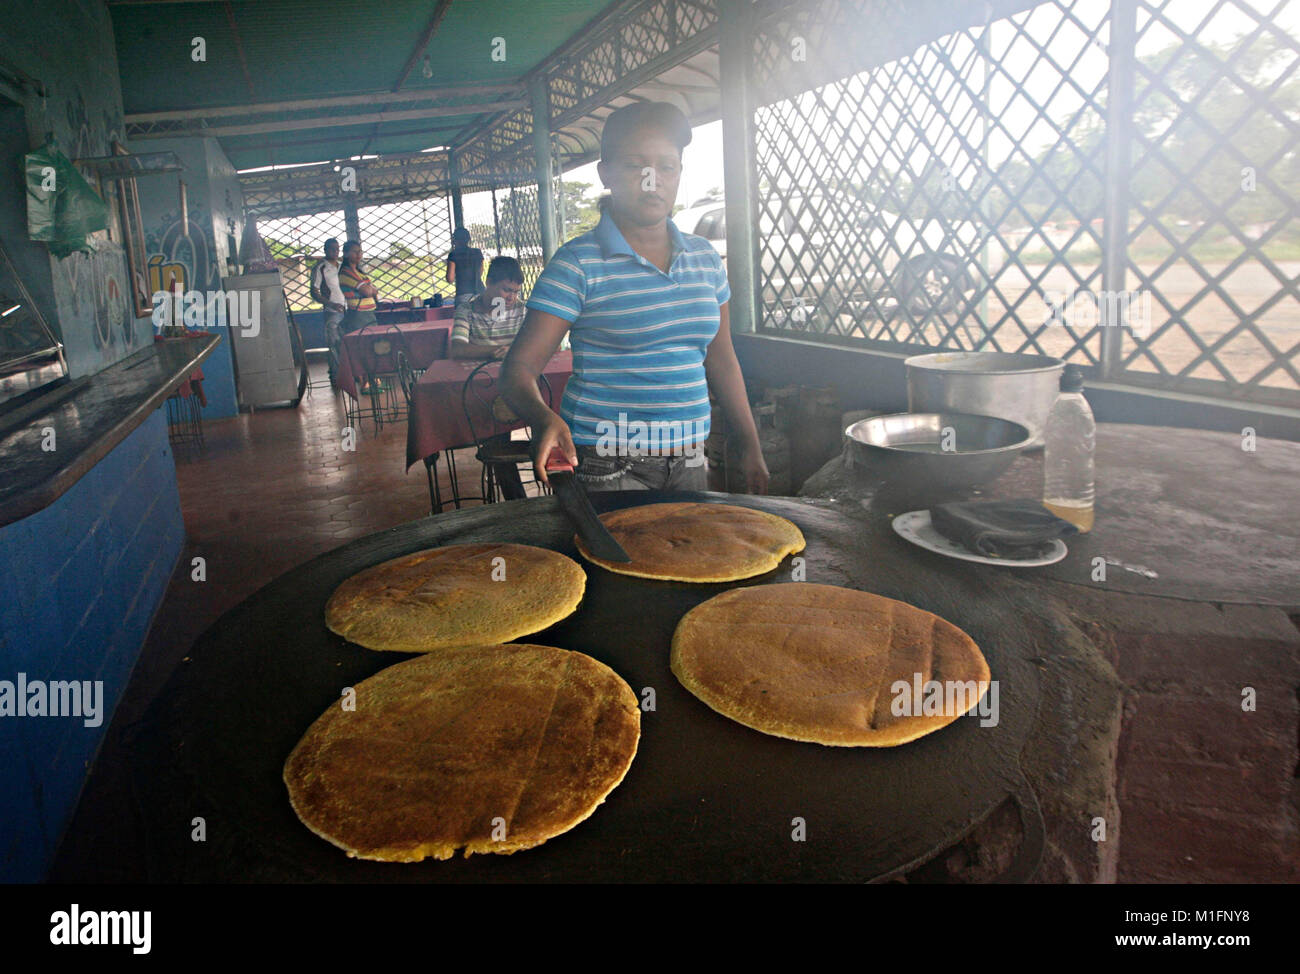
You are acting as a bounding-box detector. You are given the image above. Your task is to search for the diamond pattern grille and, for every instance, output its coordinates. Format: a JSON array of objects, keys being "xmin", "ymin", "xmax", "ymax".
[
  {"xmin": 356, "ymin": 197, "xmax": 457, "ymax": 306},
  {"xmin": 751, "ymin": 0, "xmax": 1111, "ymax": 365},
  {"xmin": 546, "ymin": 0, "xmax": 717, "ymax": 126},
  {"xmin": 257, "ymin": 210, "xmax": 346, "ymax": 311},
  {"xmin": 1120, "ymin": 0, "xmax": 1300, "ymax": 401},
  {"xmin": 748, "ymin": 0, "xmax": 1300, "ymax": 404},
  {"xmin": 459, "ymin": 138, "xmax": 547, "ymax": 292}
]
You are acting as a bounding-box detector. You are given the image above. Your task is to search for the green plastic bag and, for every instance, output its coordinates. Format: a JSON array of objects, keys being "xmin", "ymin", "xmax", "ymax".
[{"xmin": 26, "ymin": 144, "xmax": 109, "ymax": 258}]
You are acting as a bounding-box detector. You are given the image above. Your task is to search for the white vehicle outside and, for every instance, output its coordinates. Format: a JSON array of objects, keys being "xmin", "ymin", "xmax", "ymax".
[{"xmin": 673, "ymin": 192, "xmax": 982, "ymax": 325}]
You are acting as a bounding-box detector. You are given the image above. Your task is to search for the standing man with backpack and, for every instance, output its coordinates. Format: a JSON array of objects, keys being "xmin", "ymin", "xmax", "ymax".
[{"xmin": 310, "ymin": 237, "xmax": 346, "ymax": 387}]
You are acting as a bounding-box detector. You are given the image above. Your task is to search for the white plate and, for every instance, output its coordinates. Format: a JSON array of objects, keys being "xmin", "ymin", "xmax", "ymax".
[{"xmin": 890, "ymin": 509, "xmax": 1068, "ymax": 568}]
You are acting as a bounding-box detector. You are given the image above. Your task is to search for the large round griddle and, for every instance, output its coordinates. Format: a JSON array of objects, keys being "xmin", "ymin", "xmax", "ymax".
[{"xmin": 132, "ymin": 492, "xmax": 1047, "ymax": 882}]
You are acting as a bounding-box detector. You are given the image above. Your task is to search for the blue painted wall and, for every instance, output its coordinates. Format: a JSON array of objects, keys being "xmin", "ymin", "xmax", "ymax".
[
  {"xmin": 196, "ymin": 329, "xmax": 238, "ymax": 418},
  {"xmin": 0, "ymin": 410, "xmax": 184, "ymax": 882},
  {"xmin": 131, "ymin": 135, "xmax": 246, "ymax": 419},
  {"xmin": 0, "ymin": 0, "xmax": 153, "ymax": 379}
]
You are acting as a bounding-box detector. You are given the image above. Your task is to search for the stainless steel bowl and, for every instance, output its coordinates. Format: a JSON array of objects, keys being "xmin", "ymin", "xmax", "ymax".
[
  {"xmin": 904, "ymin": 352, "xmax": 1063, "ymax": 448},
  {"xmin": 844, "ymin": 411, "xmax": 1032, "ymax": 488}
]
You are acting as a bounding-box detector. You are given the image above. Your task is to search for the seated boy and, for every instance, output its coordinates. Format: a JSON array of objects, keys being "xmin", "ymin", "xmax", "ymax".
[
  {"xmin": 449, "ymin": 256, "xmax": 526, "ymax": 359},
  {"xmin": 450, "ymin": 256, "xmax": 529, "ymax": 499}
]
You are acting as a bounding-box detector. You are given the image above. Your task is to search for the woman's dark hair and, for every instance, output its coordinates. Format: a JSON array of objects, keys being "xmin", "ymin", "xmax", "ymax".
[
  {"xmin": 342, "ymin": 239, "xmax": 361, "ymax": 260},
  {"xmin": 451, "ymin": 227, "xmax": 471, "ymax": 246},
  {"xmin": 485, "ymin": 256, "xmax": 524, "ymax": 284}
]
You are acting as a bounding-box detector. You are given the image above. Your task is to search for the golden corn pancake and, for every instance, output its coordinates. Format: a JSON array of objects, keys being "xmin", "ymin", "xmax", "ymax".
[
  {"xmin": 284, "ymin": 644, "xmax": 640, "ymax": 861},
  {"xmin": 325, "ymin": 543, "xmax": 585, "ymax": 652},
  {"xmin": 574, "ymin": 502, "xmax": 805, "ymax": 582},
  {"xmin": 671, "ymin": 583, "xmax": 989, "ymax": 746}
]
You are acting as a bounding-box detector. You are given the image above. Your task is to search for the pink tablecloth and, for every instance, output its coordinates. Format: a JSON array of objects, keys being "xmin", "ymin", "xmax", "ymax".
[
  {"xmin": 337, "ymin": 319, "xmax": 453, "ymax": 399},
  {"xmin": 406, "ymin": 351, "xmax": 573, "ymax": 468}
]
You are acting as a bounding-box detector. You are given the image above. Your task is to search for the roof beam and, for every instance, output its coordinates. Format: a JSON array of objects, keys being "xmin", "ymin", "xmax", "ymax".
[
  {"xmin": 125, "ymin": 83, "xmax": 523, "ymax": 123},
  {"xmin": 131, "ymin": 100, "xmax": 528, "ymax": 139},
  {"xmin": 223, "ymin": 1, "xmax": 256, "ymax": 100},
  {"xmin": 224, "ymin": 125, "xmax": 460, "ymax": 155},
  {"xmin": 393, "ymin": 0, "xmax": 455, "ymax": 93}
]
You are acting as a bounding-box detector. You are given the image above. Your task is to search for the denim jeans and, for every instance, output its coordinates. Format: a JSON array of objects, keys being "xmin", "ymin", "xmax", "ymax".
[
  {"xmin": 323, "ymin": 309, "xmax": 345, "ymax": 376},
  {"xmin": 572, "ymin": 444, "xmax": 708, "ymax": 492}
]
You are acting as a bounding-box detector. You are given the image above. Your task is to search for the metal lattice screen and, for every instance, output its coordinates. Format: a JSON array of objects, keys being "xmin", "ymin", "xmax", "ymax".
[
  {"xmin": 459, "ymin": 154, "xmax": 547, "ymax": 292},
  {"xmin": 463, "ymin": 189, "xmax": 502, "ymax": 260},
  {"xmin": 494, "ymin": 177, "xmax": 546, "ymax": 292},
  {"xmin": 748, "ymin": 0, "xmax": 1300, "ymax": 405},
  {"xmin": 356, "ymin": 197, "xmax": 457, "ymax": 305},
  {"xmin": 1121, "ymin": 0, "xmax": 1300, "ymax": 401},
  {"xmin": 458, "ymin": 102, "xmax": 549, "ymax": 293},
  {"xmin": 257, "ymin": 210, "xmax": 346, "ymax": 311}
]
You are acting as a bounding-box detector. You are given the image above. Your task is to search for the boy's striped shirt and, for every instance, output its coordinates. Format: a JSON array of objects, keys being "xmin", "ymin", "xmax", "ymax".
[{"xmin": 452, "ymin": 296, "xmax": 525, "ymax": 345}]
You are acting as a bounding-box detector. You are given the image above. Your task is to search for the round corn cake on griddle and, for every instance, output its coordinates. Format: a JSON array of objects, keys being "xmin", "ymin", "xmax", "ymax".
[
  {"xmin": 325, "ymin": 543, "xmax": 585, "ymax": 652},
  {"xmin": 574, "ymin": 502, "xmax": 805, "ymax": 582},
  {"xmin": 672, "ymin": 583, "xmax": 990, "ymax": 746},
  {"xmin": 284, "ymin": 644, "xmax": 640, "ymax": 862},
  {"xmin": 125, "ymin": 492, "xmax": 1043, "ymax": 882}
]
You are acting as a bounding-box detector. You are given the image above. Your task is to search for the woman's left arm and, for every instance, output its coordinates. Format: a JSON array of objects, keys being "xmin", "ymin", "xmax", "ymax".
[{"xmin": 704, "ymin": 302, "xmax": 769, "ymax": 494}]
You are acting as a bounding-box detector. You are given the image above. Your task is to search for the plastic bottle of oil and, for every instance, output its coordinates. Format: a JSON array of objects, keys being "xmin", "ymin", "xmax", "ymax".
[{"xmin": 1042, "ymin": 364, "xmax": 1095, "ymax": 532}]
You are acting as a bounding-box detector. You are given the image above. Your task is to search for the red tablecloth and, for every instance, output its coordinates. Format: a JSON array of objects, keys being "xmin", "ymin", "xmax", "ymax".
[
  {"xmin": 337, "ymin": 320, "xmax": 453, "ymax": 399},
  {"xmin": 405, "ymin": 351, "xmax": 573, "ymax": 468}
]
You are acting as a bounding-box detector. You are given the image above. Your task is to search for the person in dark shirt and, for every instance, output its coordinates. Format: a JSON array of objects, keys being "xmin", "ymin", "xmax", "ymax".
[{"xmin": 444, "ymin": 227, "xmax": 485, "ymax": 307}]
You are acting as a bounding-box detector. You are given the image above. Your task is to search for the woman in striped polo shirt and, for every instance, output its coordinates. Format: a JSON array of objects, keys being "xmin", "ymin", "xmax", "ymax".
[
  {"xmin": 501, "ymin": 102, "xmax": 769, "ymax": 494},
  {"xmin": 338, "ymin": 240, "xmax": 379, "ymax": 333}
]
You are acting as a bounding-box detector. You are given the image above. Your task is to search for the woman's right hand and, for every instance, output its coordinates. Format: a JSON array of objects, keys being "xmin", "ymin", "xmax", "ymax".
[{"xmin": 531, "ymin": 413, "xmax": 577, "ymax": 487}]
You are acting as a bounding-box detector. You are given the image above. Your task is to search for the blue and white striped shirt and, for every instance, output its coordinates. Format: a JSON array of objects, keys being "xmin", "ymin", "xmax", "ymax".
[{"xmin": 526, "ymin": 212, "xmax": 730, "ymax": 450}]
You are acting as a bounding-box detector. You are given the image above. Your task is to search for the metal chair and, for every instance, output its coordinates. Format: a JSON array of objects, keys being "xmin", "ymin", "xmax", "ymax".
[
  {"xmin": 346, "ymin": 327, "xmax": 406, "ymax": 432},
  {"xmin": 460, "ymin": 359, "xmax": 552, "ymax": 504}
]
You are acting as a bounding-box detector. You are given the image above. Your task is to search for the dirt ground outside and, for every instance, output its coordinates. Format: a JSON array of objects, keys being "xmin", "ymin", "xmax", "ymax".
[{"xmin": 836, "ymin": 259, "xmax": 1300, "ymax": 398}]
